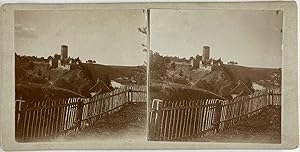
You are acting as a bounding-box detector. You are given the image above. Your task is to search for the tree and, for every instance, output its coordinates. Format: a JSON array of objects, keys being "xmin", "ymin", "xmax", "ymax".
[
  {"xmin": 195, "ymin": 80, "xmax": 215, "ymax": 93},
  {"xmin": 243, "ymin": 77, "xmax": 254, "ymax": 92},
  {"xmin": 27, "ymin": 61, "xmax": 34, "ymax": 69},
  {"xmin": 227, "ymin": 61, "xmax": 238, "ymax": 65},
  {"xmin": 170, "ymin": 62, "xmax": 176, "ymax": 69},
  {"xmin": 164, "ymin": 57, "xmax": 171, "ymax": 63},
  {"xmin": 37, "ymin": 69, "xmax": 42, "ymax": 76},
  {"xmin": 179, "ymin": 69, "xmax": 183, "ymax": 77},
  {"xmin": 103, "ymin": 74, "xmax": 112, "ymax": 89},
  {"xmin": 150, "ymin": 52, "xmax": 168, "ymax": 80},
  {"xmin": 54, "ymin": 54, "xmax": 60, "ymax": 59}
]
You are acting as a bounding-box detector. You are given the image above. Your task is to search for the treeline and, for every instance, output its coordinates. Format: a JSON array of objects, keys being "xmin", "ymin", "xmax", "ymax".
[{"xmin": 15, "ymin": 53, "xmax": 48, "ymax": 63}]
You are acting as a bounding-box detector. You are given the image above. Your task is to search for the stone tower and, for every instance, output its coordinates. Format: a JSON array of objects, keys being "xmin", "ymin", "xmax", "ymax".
[
  {"xmin": 202, "ymin": 46, "xmax": 210, "ymax": 60},
  {"xmin": 61, "ymin": 45, "xmax": 68, "ymax": 62}
]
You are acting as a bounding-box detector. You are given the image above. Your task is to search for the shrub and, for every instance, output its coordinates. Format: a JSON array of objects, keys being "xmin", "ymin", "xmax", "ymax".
[
  {"xmin": 173, "ymin": 77, "xmax": 188, "ymax": 85},
  {"xmin": 54, "ymin": 78, "xmax": 74, "ymax": 91},
  {"xmin": 195, "ymin": 80, "xmax": 215, "ymax": 93}
]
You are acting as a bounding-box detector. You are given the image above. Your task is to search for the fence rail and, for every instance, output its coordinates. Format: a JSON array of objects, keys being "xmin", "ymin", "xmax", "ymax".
[
  {"xmin": 148, "ymin": 88, "xmax": 281, "ymax": 141},
  {"xmin": 15, "ymin": 85, "xmax": 146, "ymax": 142},
  {"xmin": 148, "ymin": 99, "xmax": 222, "ymax": 141}
]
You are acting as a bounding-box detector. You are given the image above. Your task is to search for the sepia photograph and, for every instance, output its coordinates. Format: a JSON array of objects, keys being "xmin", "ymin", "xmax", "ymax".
[
  {"xmin": 14, "ymin": 9, "xmax": 148, "ymax": 142},
  {"xmin": 148, "ymin": 9, "xmax": 282, "ymax": 143},
  {"xmin": 0, "ymin": 2, "xmax": 298, "ymax": 150}
]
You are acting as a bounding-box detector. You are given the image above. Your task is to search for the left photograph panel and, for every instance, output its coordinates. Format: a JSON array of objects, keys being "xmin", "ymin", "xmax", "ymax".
[{"xmin": 14, "ymin": 10, "xmax": 147, "ymax": 142}]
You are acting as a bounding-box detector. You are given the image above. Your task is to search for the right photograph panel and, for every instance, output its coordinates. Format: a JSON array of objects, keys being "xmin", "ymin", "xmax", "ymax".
[{"xmin": 148, "ymin": 9, "xmax": 282, "ymax": 143}]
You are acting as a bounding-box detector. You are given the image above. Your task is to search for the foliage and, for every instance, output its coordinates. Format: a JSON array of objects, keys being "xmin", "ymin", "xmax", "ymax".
[
  {"xmin": 227, "ymin": 61, "xmax": 238, "ymax": 65},
  {"xmin": 195, "ymin": 54, "xmax": 202, "ymax": 60},
  {"xmin": 29, "ymin": 76, "xmax": 47, "ymax": 84},
  {"xmin": 178, "ymin": 69, "xmax": 183, "ymax": 77},
  {"xmin": 78, "ymin": 83, "xmax": 91, "ymax": 97},
  {"xmin": 170, "ymin": 62, "xmax": 176, "ymax": 69},
  {"xmin": 242, "ymin": 77, "xmax": 254, "ymax": 92},
  {"xmin": 102, "ymin": 74, "xmax": 113, "ymax": 90},
  {"xmin": 170, "ymin": 76, "xmax": 189, "ymax": 85},
  {"xmin": 150, "ymin": 83, "xmax": 224, "ymax": 101},
  {"xmin": 54, "ymin": 78, "xmax": 74, "ymax": 91},
  {"xmin": 195, "ymin": 80, "xmax": 215, "ymax": 93},
  {"xmin": 218, "ymin": 81, "xmax": 234, "ymax": 100},
  {"xmin": 150, "ymin": 52, "xmax": 168, "ymax": 80}
]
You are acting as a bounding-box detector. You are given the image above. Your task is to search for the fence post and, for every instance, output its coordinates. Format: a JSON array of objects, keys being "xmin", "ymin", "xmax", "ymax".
[
  {"xmin": 148, "ymin": 100, "xmax": 156, "ymax": 140},
  {"xmin": 213, "ymin": 101, "xmax": 222, "ymax": 133},
  {"xmin": 148, "ymin": 99, "xmax": 163, "ymax": 141},
  {"xmin": 131, "ymin": 89, "xmax": 133, "ymax": 103},
  {"xmin": 270, "ymin": 90, "xmax": 274, "ymax": 106},
  {"xmin": 15, "ymin": 100, "xmax": 26, "ymax": 142},
  {"xmin": 154, "ymin": 100, "xmax": 163, "ymax": 140},
  {"xmin": 76, "ymin": 98, "xmax": 84, "ymax": 130},
  {"xmin": 127, "ymin": 87, "xmax": 132, "ymax": 103}
]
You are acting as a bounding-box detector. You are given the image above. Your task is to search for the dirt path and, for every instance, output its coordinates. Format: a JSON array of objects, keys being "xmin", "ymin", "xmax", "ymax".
[
  {"xmin": 178, "ymin": 106, "xmax": 281, "ymax": 143},
  {"xmin": 57, "ymin": 102, "xmax": 147, "ymax": 142}
]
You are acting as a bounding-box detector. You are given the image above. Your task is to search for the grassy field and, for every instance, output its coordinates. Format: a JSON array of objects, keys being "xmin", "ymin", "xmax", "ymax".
[
  {"xmin": 81, "ymin": 63, "xmax": 144, "ymax": 81},
  {"xmin": 224, "ymin": 64, "xmax": 281, "ymax": 82},
  {"xmin": 149, "ymin": 82, "xmax": 225, "ymax": 101}
]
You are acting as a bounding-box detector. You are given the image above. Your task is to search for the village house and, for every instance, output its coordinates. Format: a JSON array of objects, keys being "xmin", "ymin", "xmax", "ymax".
[
  {"xmin": 230, "ymin": 80, "xmax": 254, "ymax": 99},
  {"xmin": 89, "ymin": 78, "xmax": 112, "ymax": 97}
]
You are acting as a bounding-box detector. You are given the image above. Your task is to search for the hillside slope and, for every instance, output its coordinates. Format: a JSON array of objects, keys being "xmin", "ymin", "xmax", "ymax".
[
  {"xmin": 15, "ymin": 55, "xmax": 145, "ymax": 100},
  {"xmin": 161, "ymin": 62, "xmax": 280, "ymax": 99},
  {"xmin": 82, "ymin": 63, "xmax": 146, "ymax": 84},
  {"xmin": 224, "ymin": 64, "xmax": 281, "ymax": 82},
  {"xmin": 150, "ymin": 82, "xmax": 225, "ymax": 101}
]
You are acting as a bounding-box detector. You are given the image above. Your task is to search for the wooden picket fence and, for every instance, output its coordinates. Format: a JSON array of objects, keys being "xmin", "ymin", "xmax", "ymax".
[
  {"xmin": 219, "ymin": 89, "xmax": 281, "ymax": 130},
  {"xmin": 15, "ymin": 85, "xmax": 146, "ymax": 142},
  {"xmin": 148, "ymin": 88, "xmax": 281, "ymax": 141},
  {"xmin": 148, "ymin": 98, "xmax": 223, "ymax": 141}
]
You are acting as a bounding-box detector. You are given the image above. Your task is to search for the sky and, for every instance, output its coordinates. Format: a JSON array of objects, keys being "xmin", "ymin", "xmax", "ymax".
[
  {"xmin": 150, "ymin": 9, "xmax": 283, "ymax": 68},
  {"xmin": 15, "ymin": 10, "xmax": 147, "ymax": 66}
]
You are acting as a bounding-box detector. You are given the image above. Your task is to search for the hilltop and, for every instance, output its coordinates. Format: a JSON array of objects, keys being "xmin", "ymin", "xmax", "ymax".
[
  {"xmin": 81, "ymin": 64, "xmax": 145, "ymax": 84},
  {"xmin": 150, "ymin": 51, "xmax": 281, "ymax": 100},
  {"xmin": 224, "ymin": 64, "xmax": 281, "ymax": 82},
  {"xmin": 15, "ymin": 54, "xmax": 145, "ymax": 100}
]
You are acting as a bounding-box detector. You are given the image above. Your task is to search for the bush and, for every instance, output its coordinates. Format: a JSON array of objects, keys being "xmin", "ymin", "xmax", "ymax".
[
  {"xmin": 173, "ymin": 77, "xmax": 188, "ymax": 85},
  {"xmin": 195, "ymin": 80, "xmax": 215, "ymax": 93},
  {"xmin": 29, "ymin": 76, "xmax": 47, "ymax": 84},
  {"xmin": 150, "ymin": 52, "xmax": 168, "ymax": 80},
  {"xmin": 54, "ymin": 78, "xmax": 74, "ymax": 91},
  {"xmin": 218, "ymin": 82, "xmax": 234, "ymax": 100}
]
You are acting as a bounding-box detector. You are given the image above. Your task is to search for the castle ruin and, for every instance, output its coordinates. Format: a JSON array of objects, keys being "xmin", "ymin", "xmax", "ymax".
[
  {"xmin": 190, "ymin": 46, "xmax": 213, "ymax": 71},
  {"xmin": 48, "ymin": 45, "xmax": 80, "ymax": 70}
]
